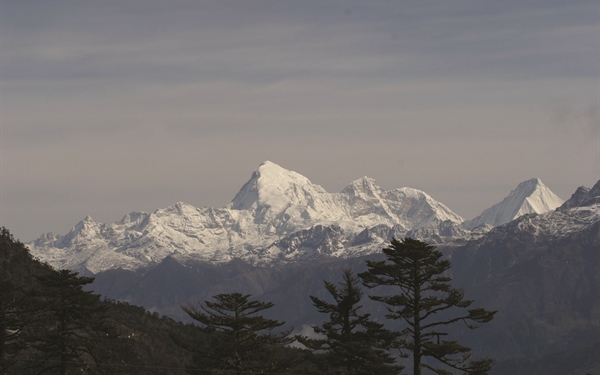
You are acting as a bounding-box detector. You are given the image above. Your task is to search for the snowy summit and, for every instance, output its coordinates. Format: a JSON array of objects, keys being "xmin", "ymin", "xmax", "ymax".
[{"xmin": 463, "ymin": 178, "xmax": 564, "ymax": 229}]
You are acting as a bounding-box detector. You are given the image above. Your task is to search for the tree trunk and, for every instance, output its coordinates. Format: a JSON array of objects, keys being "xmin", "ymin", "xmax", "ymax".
[{"xmin": 413, "ymin": 267, "xmax": 422, "ymax": 375}]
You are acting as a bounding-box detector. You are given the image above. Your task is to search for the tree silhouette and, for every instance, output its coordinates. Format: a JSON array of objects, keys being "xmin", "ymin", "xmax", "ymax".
[
  {"xmin": 0, "ymin": 228, "xmax": 52, "ymax": 373},
  {"xmin": 33, "ymin": 270, "xmax": 116, "ymax": 375},
  {"xmin": 0, "ymin": 279, "xmax": 30, "ymax": 373},
  {"xmin": 298, "ymin": 269, "xmax": 404, "ymax": 374},
  {"xmin": 359, "ymin": 238, "xmax": 496, "ymax": 375},
  {"xmin": 181, "ymin": 292, "xmax": 293, "ymax": 374}
]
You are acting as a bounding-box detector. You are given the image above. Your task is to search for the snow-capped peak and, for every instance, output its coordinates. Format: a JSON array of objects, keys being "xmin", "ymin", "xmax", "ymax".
[
  {"xmin": 54, "ymin": 215, "xmax": 105, "ymax": 249},
  {"xmin": 464, "ymin": 178, "xmax": 564, "ymax": 229},
  {"xmin": 346, "ymin": 176, "xmax": 379, "ymax": 191},
  {"xmin": 230, "ymin": 161, "xmax": 330, "ymax": 212},
  {"xmin": 69, "ymin": 215, "xmax": 101, "ymax": 236},
  {"xmin": 341, "ymin": 177, "xmax": 384, "ymax": 207},
  {"xmin": 560, "ymin": 179, "xmax": 600, "ymax": 210}
]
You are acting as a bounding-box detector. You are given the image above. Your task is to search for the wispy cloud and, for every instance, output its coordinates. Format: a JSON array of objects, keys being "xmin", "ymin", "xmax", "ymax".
[{"xmin": 1, "ymin": 0, "xmax": 598, "ymax": 240}]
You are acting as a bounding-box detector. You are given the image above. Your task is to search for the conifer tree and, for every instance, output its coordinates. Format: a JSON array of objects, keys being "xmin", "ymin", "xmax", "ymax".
[
  {"xmin": 32, "ymin": 269, "xmax": 116, "ymax": 375},
  {"xmin": 297, "ymin": 269, "xmax": 404, "ymax": 374},
  {"xmin": 181, "ymin": 292, "xmax": 293, "ymax": 375},
  {"xmin": 359, "ymin": 238, "xmax": 496, "ymax": 375},
  {"xmin": 0, "ymin": 279, "xmax": 28, "ymax": 373},
  {"xmin": 0, "ymin": 228, "xmax": 51, "ymax": 373}
]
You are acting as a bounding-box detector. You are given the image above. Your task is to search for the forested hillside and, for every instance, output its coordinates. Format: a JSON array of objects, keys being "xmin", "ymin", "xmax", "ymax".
[
  {"xmin": 0, "ymin": 227, "xmax": 200, "ymax": 374},
  {"xmin": 4, "ymin": 221, "xmax": 599, "ymax": 374},
  {"xmin": 1, "ymin": 228, "xmax": 500, "ymax": 375}
]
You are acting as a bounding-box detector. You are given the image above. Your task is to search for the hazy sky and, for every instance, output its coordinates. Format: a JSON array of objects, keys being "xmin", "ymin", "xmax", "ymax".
[{"xmin": 1, "ymin": 0, "xmax": 599, "ymax": 241}]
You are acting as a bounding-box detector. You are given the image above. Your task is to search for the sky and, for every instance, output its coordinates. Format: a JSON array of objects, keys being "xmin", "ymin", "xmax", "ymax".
[{"xmin": 1, "ymin": 0, "xmax": 599, "ymax": 242}]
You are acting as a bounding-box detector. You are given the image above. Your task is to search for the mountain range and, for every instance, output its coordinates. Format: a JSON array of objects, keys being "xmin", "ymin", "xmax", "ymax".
[
  {"xmin": 81, "ymin": 175, "xmax": 598, "ymax": 375},
  {"xmin": 27, "ymin": 161, "xmax": 563, "ymax": 274},
  {"xmin": 21, "ymin": 161, "xmax": 600, "ymax": 374}
]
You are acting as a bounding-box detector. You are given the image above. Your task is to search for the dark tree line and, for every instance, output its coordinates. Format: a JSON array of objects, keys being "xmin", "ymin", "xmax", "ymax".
[
  {"xmin": 0, "ymin": 230, "xmax": 116, "ymax": 374},
  {"xmin": 2, "ymin": 227, "xmax": 495, "ymax": 374},
  {"xmin": 1, "ymin": 228, "xmax": 193, "ymax": 375}
]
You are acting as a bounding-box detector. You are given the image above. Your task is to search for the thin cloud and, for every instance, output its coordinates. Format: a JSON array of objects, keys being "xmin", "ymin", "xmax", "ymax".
[{"xmin": 1, "ymin": 0, "xmax": 597, "ymax": 240}]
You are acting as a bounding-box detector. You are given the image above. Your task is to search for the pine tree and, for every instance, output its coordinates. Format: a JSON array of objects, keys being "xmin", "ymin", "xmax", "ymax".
[
  {"xmin": 297, "ymin": 269, "xmax": 404, "ymax": 374},
  {"xmin": 0, "ymin": 278, "xmax": 27, "ymax": 373},
  {"xmin": 181, "ymin": 292, "xmax": 293, "ymax": 374},
  {"xmin": 0, "ymin": 227, "xmax": 51, "ymax": 373},
  {"xmin": 32, "ymin": 269, "xmax": 116, "ymax": 375},
  {"xmin": 359, "ymin": 238, "xmax": 496, "ymax": 375}
]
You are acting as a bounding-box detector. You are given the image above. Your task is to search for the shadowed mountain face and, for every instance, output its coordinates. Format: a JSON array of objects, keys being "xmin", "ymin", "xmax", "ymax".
[{"xmin": 443, "ymin": 182, "xmax": 600, "ymax": 374}]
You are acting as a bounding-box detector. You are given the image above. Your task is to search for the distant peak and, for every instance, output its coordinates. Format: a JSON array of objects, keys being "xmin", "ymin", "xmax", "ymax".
[
  {"xmin": 464, "ymin": 177, "xmax": 563, "ymax": 229},
  {"xmin": 251, "ymin": 161, "xmax": 313, "ymax": 184},
  {"xmin": 341, "ymin": 177, "xmax": 381, "ymax": 199},
  {"xmin": 349, "ymin": 176, "xmax": 377, "ymax": 187},
  {"xmin": 515, "ymin": 177, "xmax": 544, "ymax": 192},
  {"xmin": 256, "ymin": 161, "xmax": 292, "ymax": 176},
  {"xmin": 525, "ymin": 177, "xmax": 542, "ymax": 184},
  {"xmin": 589, "ymin": 179, "xmax": 600, "ymax": 197},
  {"xmin": 174, "ymin": 201, "xmax": 193, "ymax": 208},
  {"xmin": 559, "ymin": 180, "xmax": 600, "ymax": 210},
  {"xmin": 230, "ymin": 161, "xmax": 319, "ymax": 210},
  {"xmin": 258, "ymin": 160, "xmax": 278, "ymax": 168}
]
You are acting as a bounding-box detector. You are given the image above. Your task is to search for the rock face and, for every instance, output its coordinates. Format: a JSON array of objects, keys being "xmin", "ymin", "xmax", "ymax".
[
  {"xmin": 463, "ymin": 178, "xmax": 564, "ymax": 229},
  {"xmin": 558, "ymin": 179, "xmax": 600, "ymax": 210},
  {"xmin": 27, "ymin": 162, "xmax": 566, "ymax": 275}
]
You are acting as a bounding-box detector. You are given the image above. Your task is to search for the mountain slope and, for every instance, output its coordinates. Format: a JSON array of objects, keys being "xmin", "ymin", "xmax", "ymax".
[
  {"xmin": 463, "ymin": 178, "xmax": 563, "ymax": 229},
  {"xmin": 450, "ymin": 180, "xmax": 600, "ymax": 374}
]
